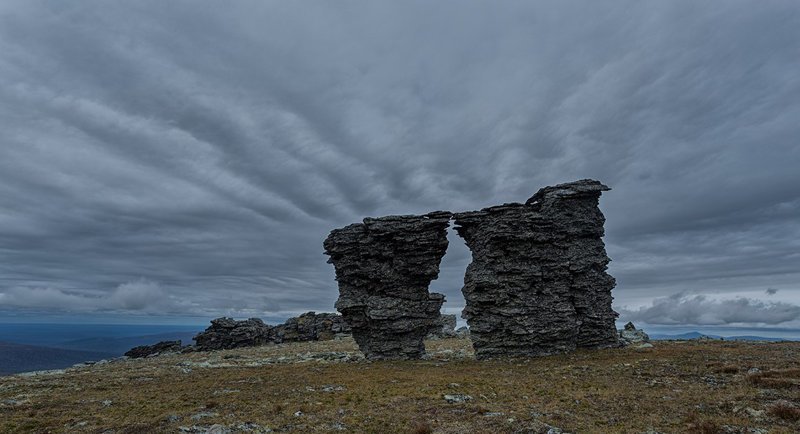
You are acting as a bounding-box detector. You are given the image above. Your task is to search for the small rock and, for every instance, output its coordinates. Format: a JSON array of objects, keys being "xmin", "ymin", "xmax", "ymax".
[
  {"xmin": 190, "ymin": 411, "xmax": 218, "ymax": 421},
  {"xmin": 744, "ymin": 407, "xmax": 765, "ymax": 419},
  {"xmin": 443, "ymin": 394, "xmax": 473, "ymax": 404},
  {"xmin": 101, "ymin": 399, "xmax": 113, "ymax": 407},
  {"xmin": 321, "ymin": 385, "xmax": 346, "ymax": 392},
  {"xmin": 293, "ymin": 410, "xmax": 303, "ymax": 417},
  {"xmin": 207, "ymin": 425, "xmax": 230, "ymax": 434}
]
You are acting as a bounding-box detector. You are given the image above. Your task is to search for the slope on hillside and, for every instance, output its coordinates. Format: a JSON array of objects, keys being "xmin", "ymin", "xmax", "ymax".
[
  {"xmin": 1, "ymin": 338, "xmax": 799, "ymax": 433},
  {"xmin": 0, "ymin": 341, "xmax": 115, "ymax": 376}
]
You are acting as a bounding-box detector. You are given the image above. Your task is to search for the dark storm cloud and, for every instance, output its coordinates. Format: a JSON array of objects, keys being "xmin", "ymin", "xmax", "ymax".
[{"xmin": 0, "ymin": 0, "xmax": 798, "ymax": 323}]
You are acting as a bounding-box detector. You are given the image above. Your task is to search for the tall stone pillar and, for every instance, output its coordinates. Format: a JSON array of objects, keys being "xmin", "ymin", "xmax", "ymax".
[
  {"xmin": 453, "ymin": 180, "xmax": 618, "ymax": 359},
  {"xmin": 323, "ymin": 211, "xmax": 452, "ymax": 359}
]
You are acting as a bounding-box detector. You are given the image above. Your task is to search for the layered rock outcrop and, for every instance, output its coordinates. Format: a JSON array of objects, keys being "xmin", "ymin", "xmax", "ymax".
[
  {"xmin": 194, "ymin": 313, "xmax": 351, "ymax": 351},
  {"xmin": 428, "ymin": 313, "xmax": 458, "ymax": 339},
  {"xmin": 453, "ymin": 179, "xmax": 619, "ymax": 358},
  {"xmin": 323, "ymin": 212, "xmax": 452, "ymax": 360},
  {"xmin": 124, "ymin": 340, "xmax": 183, "ymax": 358},
  {"xmin": 271, "ymin": 312, "xmax": 351, "ymax": 343},
  {"xmin": 194, "ymin": 317, "xmax": 273, "ymax": 351}
]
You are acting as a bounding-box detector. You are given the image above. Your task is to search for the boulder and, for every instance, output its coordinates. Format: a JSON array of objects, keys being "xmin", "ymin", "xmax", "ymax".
[
  {"xmin": 324, "ymin": 211, "xmax": 453, "ymax": 360},
  {"xmin": 124, "ymin": 340, "xmax": 182, "ymax": 358},
  {"xmin": 453, "ymin": 180, "xmax": 619, "ymax": 358},
  {"xmin": 618, "ymin": 321, "xmax": 650, "ymax": 346},
  {"xmin": 194, "ymin": 317, "xmax": 273, "ymax": 351}
]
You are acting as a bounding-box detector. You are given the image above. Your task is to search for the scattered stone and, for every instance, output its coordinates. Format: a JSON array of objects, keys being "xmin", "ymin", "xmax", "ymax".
[
  {"xmin": 453, "ymin": 180, "xmax": 619, "ymax": 358},
  {"xmin": 190, "ymin": 411, "xmax": 218, "ymax": 421},
  {"xmin": 443, "ymin": 394, "xmax": 473, "ymax": 403},
  {"xmin": 101, "ymin": 399, "xmax": 113, "ymax": 407},
  {"xmin": 320, "ymin": 385, "xmax": 346, "ymax": 392},
  {"xmin": 233, "ymin": 422, "xmax": 271, "ymax": 432},
  {"xmin": 293, "ymin": 410, "xmax": 304, "ymax": 417},
  {"xmin": 194, "ymin": 318, "xmax": 274, "ymax": 351},
  {"xmin": 178, "ymin": 426, "xmax": 230, "ymax": 434},
  {"xmin": 636, "ymin": 343, "xmax": 654, "ymax": 349},
  {"xmin": 745, "ymin": 407, "xmax": 765, "ymax": 419},
  {"xmin": 124, "ymin": 340, "xmax": 183, "ymax": 358},
  {"xmin": 207, "ymin": 425, "xmax": 230, "ymax": 434},
  {"xmin": 324, "ymin": 211, "xmax": 453, "ymax": 360}
]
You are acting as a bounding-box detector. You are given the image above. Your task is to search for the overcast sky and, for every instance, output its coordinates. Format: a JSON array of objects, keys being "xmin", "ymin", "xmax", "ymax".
[{"xmin": 1, "ymin": 1, "xmax": 798, "ymax": 328}]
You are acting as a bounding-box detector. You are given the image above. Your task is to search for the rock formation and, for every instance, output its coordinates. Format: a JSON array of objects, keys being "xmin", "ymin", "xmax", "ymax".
[
  {"xmin": 428, "ymin": 313, "xmax": 458, "ymax": 339},
  {"xmin": 453, "ymin": 179, "xmax": 619, "ymax": 358},
  {"xmin": 124, "ymin": 340, "xmax": 182, "ymax": 358},
  {"xmin": 323, "ymin": 211, "xmax": 453, "ymax": 360},
  {"xmin": 618, "ymin": 322, "xmax": 650, "ymax": 346},
  {"xmin": 194, "ymin": 313, "xmax": 351, "ymax": 351},
  {"xmin": 194, "ymin": 317, "xmax": 273, "ymax": 351},
  {"xmin": 271, "ymin": 312, "xmax": 351, "ymax": 343}
]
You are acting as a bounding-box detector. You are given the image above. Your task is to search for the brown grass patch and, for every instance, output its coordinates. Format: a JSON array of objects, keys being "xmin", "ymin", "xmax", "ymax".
[
  {"xmin": 768, "ymin": 401, "xmax": 800, "ymax": 421},
  {"xmin": 748, "ymin": 368, "xmax": 800, "ymax": 389}
]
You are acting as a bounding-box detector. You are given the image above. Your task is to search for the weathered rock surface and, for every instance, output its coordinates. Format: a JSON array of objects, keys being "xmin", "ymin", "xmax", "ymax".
[
  {"xmin": 453, "ymin": 179, "xmax": 619, "ymax": 358},
  {"xmin": 194, "ymin": 318, "xmax": 273, "ymax": 351},
  {"xmin": 324, "ymin": 211, "xmax": 453, "ymax": 360},
  {"xmin": 124, "ymin": 340, "xmax": 182, "ymax": 358},
  {"xmin": 271, "ymin": 312, "xmax": 351, "ymax": 343},
  {"xmin": 428, "ymin": 313, "xmax": 458, "ymax": 339},
  {"xmin": 618, "ymin": 322, "xmax": 650, "ymax": 346}
]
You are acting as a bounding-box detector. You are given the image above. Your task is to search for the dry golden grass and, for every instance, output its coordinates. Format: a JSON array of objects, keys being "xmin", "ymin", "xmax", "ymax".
[{"xmin": 1, "ymin": 338, "xmax": 799, "ymax": 433}]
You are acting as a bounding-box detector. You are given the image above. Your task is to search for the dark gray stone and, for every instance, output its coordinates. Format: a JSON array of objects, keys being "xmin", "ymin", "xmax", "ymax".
[
  {"xmin": 324, "ymin": 211, "xmax": 453, "ymax": 360},
  {"xmin": 427, "ymin": 313, "xmax": 458, "ymax": 339},
  {"xmin": 124, "ymin": 340, "xmax": 182, "ymax": 358},
  {"xmin": 453, "ymin": 179, "xmax": 619, "ymax": 358},
  {"xmin": 271, "ymin": 311, "xmax": 351, "ymax": 343},
  {"xmin": 194, "ymin": 317, "xmax": 273, "ymax": 351}
]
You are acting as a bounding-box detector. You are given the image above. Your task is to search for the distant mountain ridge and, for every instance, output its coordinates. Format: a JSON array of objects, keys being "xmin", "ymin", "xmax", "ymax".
[
  {"xmin": 0, "ymin": 341, "xmax": 115, "ymax": 376},
  {"xmin": 54, "ymin": 331, "xmax": 199, "ymax": 354},
  {"xmin": 649, "ymin": 331, "xmax": 792, "ymax": 341}
]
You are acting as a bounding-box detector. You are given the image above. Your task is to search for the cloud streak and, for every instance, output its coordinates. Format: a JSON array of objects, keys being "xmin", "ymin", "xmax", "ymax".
[
  {"xmin": 0, "ymin": 1, "xmax": 798, "ymax": 323},
  {"xmin": 619, "ymin": 293, "xmax": 800, "ymax": 326}
]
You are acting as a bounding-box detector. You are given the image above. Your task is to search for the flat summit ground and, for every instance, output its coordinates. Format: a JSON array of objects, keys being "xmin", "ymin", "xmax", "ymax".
[{"xmin": 1, "ymin": 338, "xmax": 799, "ymax": 433}]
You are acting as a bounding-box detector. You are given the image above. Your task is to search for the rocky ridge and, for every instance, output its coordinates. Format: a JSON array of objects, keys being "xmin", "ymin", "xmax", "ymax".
[{"xmin": 192, "ymin": 313, "xmax": 351, "ymax": 352}]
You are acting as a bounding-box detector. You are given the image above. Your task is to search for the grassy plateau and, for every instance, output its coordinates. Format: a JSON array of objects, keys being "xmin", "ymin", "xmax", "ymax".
[{"xmin": 1, "ymin": 337, "xmax": 798, "ymax": 433}]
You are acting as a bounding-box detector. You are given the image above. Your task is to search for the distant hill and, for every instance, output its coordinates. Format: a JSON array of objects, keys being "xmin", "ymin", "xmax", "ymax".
[
  {"xmin": 649, "ymin": 331, "xmax": 791, "ymax": 342},
  {"xmin": 54, "ymin": 331, "xmax": 199, "ymax": 355},
  {"xmin": 0, "ymin": 341, "xmax": 116, "ymax": 376}
]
